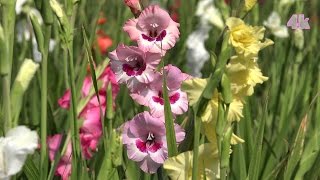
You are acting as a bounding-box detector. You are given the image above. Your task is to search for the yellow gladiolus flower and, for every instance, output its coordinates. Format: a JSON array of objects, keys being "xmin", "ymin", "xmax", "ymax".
[
  {"xmin": 182, "ymin": 78, "xmax": 244, "ymax": 122},
  {"xmin": 226, "ymin": 17, "xmax": 273, "ymax": 57},
  {"xmin": 163, "ymin": 143, "xmax": 220, "ymax": 180},
  {"xmin": 226, "ymin": 55, "xmax": 268, "ymax": 97}
]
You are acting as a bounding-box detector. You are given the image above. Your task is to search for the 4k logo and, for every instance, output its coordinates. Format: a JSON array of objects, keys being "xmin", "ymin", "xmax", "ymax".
[{"xmin": 286, "ymin": 14, "xmax": 310, "ymax": 30}]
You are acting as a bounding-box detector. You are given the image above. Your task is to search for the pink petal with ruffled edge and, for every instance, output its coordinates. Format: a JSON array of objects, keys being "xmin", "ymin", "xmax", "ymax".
[
  {"xmin": 123, "ymin": 5, "xmax": 180, "ymax": 54},
  {"xmin": 138, "ymin": 156, "xmax": 162, "ymax": 174},
  {"xmin": 121, "ymin": 111, "xmax": 185, "ymax": 173},
  {"xmin": 109, "ymin": 44, "xmax": 161, "ymax": 91}
]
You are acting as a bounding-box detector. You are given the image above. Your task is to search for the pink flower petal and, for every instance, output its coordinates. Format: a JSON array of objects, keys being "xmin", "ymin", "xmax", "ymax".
[
  {"xmin": 58, "ymin": 89, "xmax": 71, "ymax": 109},
  {"xmin": 123, "ymin": 18, "xmax": 140, "ymax": 41},
  {"xmin": 137, "ymin": 156, "xmax": 162, "ymax": 174},
  {"xmin": 123, "ymin": 5, "xmax": 180, "ymax": 53},
  {"xmin": 126, "ymin": 140, "xmax": 148, "ymax": 161}
]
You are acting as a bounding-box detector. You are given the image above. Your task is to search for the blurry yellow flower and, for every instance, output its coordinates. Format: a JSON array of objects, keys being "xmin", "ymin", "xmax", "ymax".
[
  {"xmin": 164, "ymin": 143, "xmax": 220, "ymax": 180},
  {"xmin": 226, "ymin": 55, "xmax": 268, "ymax": 97},
  {"xmin": 181, "ymin": 78, "xmax": 208, "ymax": 106},
  {"xmin": 226, "ymin": 17, "xmax": 273, "ymax": 57},
  {"xmin": 204, "ymin": 117, "xmax": 244, "ymax": 144},
  {"xmin": 182, "ymin": 78, "xmax": 244, "ymax": 123},
  {"xmin": 244, "ymin": 0, "xmax": 257, "ymax": 11}
]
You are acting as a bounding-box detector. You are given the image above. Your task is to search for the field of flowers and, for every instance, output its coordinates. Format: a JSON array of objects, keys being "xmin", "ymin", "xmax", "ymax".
[{"xmin": 0, "ymin": 0, "xmax": 319, "ymax": 179}]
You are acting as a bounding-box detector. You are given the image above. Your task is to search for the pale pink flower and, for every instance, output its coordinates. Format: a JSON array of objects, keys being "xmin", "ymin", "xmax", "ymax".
[
  {"xmin": 58, "ymin": 89, "xmax": 71, "ymax": 109},
  {"xmin": 123, "ymin": 5, "xmax": 180, "ymax": 53},
  {"xmin": 47, "ymin": 134, "xmax": 72, "ymax": 180},
  {"xmin": 130, "ymin": 65, "xmax": 189, "ymax": 117},
  {"xmin": 122, "ymin": 111, "xmax": 185, "ymax": 174},
  {"xmin": 109, "ymin": 44, "xmax": 161, "ymax": 90}
]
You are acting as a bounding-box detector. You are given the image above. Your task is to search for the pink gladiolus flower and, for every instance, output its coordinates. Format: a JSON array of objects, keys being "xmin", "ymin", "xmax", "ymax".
[
  {"xmin": 130, "ymin": 65, "xmax": 189, "ymax": 117},
  {"xmin": 122, "ymin": 111, "xmax": 185, "ymax": 173},
  {"xmin": 58, "ymin": 89, "xmax": 71, "ymax": 109},
  {"xmin": 109, "ymin": 44, "xmax": 161, "ymax": 90},
  {"xmin": 47, "ymin": 134, "xmax": 72, "ymax": 180},
  {"xmin": 123, "ymin": 5, "xmax": 180, "ymax": 53},
  {"xmin": 79, "ymin": 106, "xmax": 103, "ymax": 159},
  {"xmin": 78, "ymin": 94, "xmax": 105, "ymax": 159}
]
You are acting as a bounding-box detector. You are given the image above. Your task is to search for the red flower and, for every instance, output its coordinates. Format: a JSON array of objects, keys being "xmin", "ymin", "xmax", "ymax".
[{"xmin": 96, "ymin": 30, "xmax": 113, "ymax": 54}]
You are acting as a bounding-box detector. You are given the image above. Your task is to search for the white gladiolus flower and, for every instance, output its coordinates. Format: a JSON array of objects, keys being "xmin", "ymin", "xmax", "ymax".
[
  {"xmin": 186, "ymin": 24, "xmax": 211, "ymax": 77},
  {"xmin": 15, "ymin": 0, "xmax": 28, "ymax": 15},
  {"xmin": 0, "ymin": 126, "xmax": 38, "ymax": 179},
  {"xmin": 263, "ymin": 11, "xmax": 289, "ymax": 38},
  {"xmin": 196, "ymin": 0, "xmax": 224, "ymax": 29}
]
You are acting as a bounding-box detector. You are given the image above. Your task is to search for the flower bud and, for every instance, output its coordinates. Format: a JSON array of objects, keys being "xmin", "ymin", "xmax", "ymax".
[
  {"xmin": 124, "ymin": 0, "xmax": 142, "ymax": 17},
  {"xmin": 294, "ymin": 29, "xmax": 304, "ymax": 50}
]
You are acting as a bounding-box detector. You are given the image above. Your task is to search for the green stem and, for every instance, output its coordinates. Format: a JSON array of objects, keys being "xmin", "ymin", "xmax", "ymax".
[
  {"xmin": 2, "ymin": 78, "xmax": 11, "ymax": 131},
  {"xmin": 40, "ymin": 25, "xmax": 51, "ymax": 180},
  {"xmin": 67, "ymin": 44, "xmax": 81, "ymax": 178},
  {"xmin": 0, "ymin": 0, "xmax": 16, "ymax": 132},
  {"xmin": 40, "ymin": 0, "xmax": 53, "ymax": 178},
  {"xmin": 192, "ymin": 114, "xmax": 201, "ymax": 180}
]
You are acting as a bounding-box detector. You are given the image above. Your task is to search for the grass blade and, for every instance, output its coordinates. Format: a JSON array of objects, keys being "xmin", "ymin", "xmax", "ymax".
[
  {"xmin": 283, "ymin": 114, "xmax": 308, "ymax": 180},
  {"xmin": 247, "ymin": 99, "xmax": 268, "ymax": 180},
  {"xmin": 162, "ymin": 61, "xmax": 178, "ymax": 157}
]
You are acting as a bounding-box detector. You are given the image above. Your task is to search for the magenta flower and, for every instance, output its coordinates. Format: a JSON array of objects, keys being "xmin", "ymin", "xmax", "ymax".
[
  {"xmin": 122, "ymin": 111, "xmax": 185, "ymax": 173},
  {"xmin": 58, "ymin": 89, "xmax": 71, "ymax": 109},
  {"xmin": 81, "ymin": 66, "xmax": 119, "ymax": 99},
  {"xmin": 58, "ymin": 65, "xmax": 119, "ymax": 109},
  {"xmin": 47, "ymin": 134, "xmax": 72, "ymax": 180},
  {"xmin": 109, "ymin": 44, "xmax": 161, "ymax": 90},
  {"xmin": 78, "ymin": 93, "xmax": 105, "ymax": 159},
  {"xmin": 123, "ymin": 5, "xmax": 180, "ymax": 53},
  {"xmin": 130, "ymin": 65, "xmax": 189, "ymax": 117},
  {"xmin": 79, "ymin": 106, "xmax": 103, "ymax": 159}
]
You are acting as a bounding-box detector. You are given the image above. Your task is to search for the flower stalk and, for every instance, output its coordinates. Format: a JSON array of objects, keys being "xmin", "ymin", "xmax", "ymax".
[
  {"xmin": 0, "ymin": 0, "xmax": 16, "ymax": 133},
  {"xmin": 39, "ymin": 0, "xmax": 54, "ymax": 178}
]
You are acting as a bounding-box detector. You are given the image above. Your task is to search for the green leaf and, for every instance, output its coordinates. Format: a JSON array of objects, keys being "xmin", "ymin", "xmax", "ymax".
[
  {"xmin": 295, "ymin": 130, "xmax": 320, "ymax": 179},
  {"xmin": 192, "ymin": 112, "xmax": 201, "ymax": 180},
  {"xmin": 23, "ymin": 156, "xmax": 40, "ymax": 180},
  {"xmin": 29, "ymin": 11, "xmax": 44, "ymax": 54},
  {"xmin": 162, "ymin": 61, "xmax": 178, "ymax": 157},
  {"xmin": 0, "ymin": 24, "xmax": 8, "ymax": 75},
  {"xmin": 284, "ymin": 114, "xmax": 308, "ymax": 180},
  {"xmin": 247, "ymin": 100, "xmax": 267, "ymax": 180}
]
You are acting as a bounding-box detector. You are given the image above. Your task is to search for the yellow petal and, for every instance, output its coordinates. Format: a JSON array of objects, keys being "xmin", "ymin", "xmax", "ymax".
[
  {"xmin": 226, "ymin": 55, "xmax": 268, "ymax": 97},
  {"xmin": 182, "ymin": 78, "xmax": 208, "ymax": 106},
  {"xmin": 164, "ymin": 143, "xmax": 220, "ymax": 180},
  {"xmin": 226, "ymin": 17, "xmax": 273, "ymax": 57},
  {"xmin": 231, "ymin": 134, "xmax": 245, "ymax": 144},
  {"xmin": 228, "ymin": 98, "xmax": 244, "ymax": 122}
]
